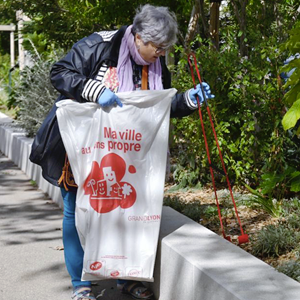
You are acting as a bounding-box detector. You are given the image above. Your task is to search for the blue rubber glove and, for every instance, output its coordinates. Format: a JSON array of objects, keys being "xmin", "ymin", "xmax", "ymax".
[
  {"xmin": 97, "ymin": 88, "xmax": 123, "ymax": 107},
  {"xmin": 189, "ymin": 82, "xmax": 215, "ymax": 105}
]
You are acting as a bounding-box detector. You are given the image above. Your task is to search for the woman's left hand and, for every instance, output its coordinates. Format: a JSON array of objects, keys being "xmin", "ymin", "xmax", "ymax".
[{"xmin": 189, "ymin": 82, "xmax": 215, "ymax": 105}]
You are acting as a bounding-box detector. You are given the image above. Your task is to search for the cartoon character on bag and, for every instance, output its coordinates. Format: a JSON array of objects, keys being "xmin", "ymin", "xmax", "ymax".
[
  {"xmin": 97, "ymin": 180, "xmax": 106, "ymax": 196},
  {"xmin": 102, "ymin": 167, "xmax": 122, "ymax": 197},
  {"xmin": 84, "ymin": 153, "xmax": 136, "ymax": 213},
  {"xmin": 95, "ymin": 167, "xmax": 122, "ymax": 198}
]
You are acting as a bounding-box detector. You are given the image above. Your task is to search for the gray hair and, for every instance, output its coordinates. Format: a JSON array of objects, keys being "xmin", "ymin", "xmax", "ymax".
[{"xmin": 132, "ymin": 4, "xmax": 178, "ymax": 48}]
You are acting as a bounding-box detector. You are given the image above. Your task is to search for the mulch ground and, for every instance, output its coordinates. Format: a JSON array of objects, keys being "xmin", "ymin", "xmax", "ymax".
[{"xmin": 164, "ymin": 185, "xmax": 297, "ymax": 269}]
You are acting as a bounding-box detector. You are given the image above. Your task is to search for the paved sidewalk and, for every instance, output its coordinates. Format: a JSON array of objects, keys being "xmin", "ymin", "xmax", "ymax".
[{"xmin": 0, "ymin": 151, "xmax": 134, "ymax": 300}]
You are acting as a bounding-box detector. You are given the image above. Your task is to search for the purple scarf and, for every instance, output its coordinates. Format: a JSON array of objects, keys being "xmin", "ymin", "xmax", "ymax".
[{"xmin": 117, "ymin": 25, "xmax": 163, "ymax": 92}]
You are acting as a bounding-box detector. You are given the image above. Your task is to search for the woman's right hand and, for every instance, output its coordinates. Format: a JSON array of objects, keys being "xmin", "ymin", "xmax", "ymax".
[{"xmin": 97, "ymin": 88, "xmax": 123, "ymax": 107}]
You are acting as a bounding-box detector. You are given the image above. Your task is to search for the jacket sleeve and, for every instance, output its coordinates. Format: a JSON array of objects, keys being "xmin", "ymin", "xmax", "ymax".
[
  {"xmin": 160, "ymin": 57, "xmax": 197, "ymax": 118},
  {"xmin": 170, "ymin": 91, "xmax": 198, "ymax": 118},
  {"xmin": 50, "ymin": 34, "xmax": 106, "ymax": 103}
]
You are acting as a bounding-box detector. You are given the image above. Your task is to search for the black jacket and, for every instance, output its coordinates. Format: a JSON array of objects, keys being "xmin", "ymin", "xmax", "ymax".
[{"xmin": 30, "ymin": 26, "xmax": 195, "ymax": 186}]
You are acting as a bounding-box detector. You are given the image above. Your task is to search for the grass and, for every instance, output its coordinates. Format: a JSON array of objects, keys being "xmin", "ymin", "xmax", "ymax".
[{"xmin": 30, "ymin": 180, "xmax": 38, "ymax": 187}]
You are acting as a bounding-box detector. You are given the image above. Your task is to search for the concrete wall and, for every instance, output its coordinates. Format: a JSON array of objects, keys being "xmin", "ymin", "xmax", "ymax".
[
  {"xmin": 150, "ymin": 207, "xmax": 300, "ymax": 300},
  {"xmin": 0, "ymin": 112, "xmax": 63, "ymax": 207},
  {"xmin": 1, "ymin": 112, "xmax": 300, "ymax": 300}
]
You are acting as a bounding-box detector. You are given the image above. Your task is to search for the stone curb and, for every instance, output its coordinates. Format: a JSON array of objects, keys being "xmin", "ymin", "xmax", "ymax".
[{"xmin": 0, "ymin": 112, "xmax": 63, "ymax": 207}]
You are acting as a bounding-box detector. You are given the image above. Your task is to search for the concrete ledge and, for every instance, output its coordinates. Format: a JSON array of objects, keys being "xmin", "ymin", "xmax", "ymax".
[
  {"xmin": 150, "ymin": 207, "xmax": 300, "ymax": 300},
  {"xmin": 1, "ymin": 112, "xmax": 300, "ymax": 299},
  {"xmin": 0, "ymin": 112, "xmax": 63, "ymax": 207}
]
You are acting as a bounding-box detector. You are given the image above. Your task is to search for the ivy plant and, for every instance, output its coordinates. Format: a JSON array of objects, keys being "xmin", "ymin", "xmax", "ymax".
[{"xmin": 281, "ymin": 21, "xmax": 300, "ymax": 134}]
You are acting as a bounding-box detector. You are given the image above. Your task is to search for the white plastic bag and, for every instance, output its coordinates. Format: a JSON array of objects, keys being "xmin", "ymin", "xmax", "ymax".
[{"xmin": 56, "ymin": 88, "xmax": 177, "ymax": 282}]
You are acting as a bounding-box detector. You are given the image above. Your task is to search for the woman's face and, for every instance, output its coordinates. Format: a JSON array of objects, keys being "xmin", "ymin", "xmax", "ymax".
[{"xmin": 135, "ymin": 34, "xmax": 167, "ymax": 63}]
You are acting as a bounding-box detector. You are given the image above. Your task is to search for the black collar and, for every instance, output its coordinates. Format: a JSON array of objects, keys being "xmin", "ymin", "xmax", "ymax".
[{"xmin": 101, "ymin": 25, "xmax": 128, "ymax": 65}]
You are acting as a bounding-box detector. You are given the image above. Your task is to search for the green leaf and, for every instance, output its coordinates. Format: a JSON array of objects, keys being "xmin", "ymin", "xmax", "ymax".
[
  {"xmin": 282, "ymin": 99, "xmax": 300, "ymax": 130},
  {"xmin": 290, "ymin": 177, "xmax": 300, "ymax": 192},
  {"xmin": 283, "ymin": 69, "xmax": 300, "ymax": 90},
  {"xmin": 282, "ymin": 58, "xmax": 300, "ymax": 71},
  {"xmin": 290, "ymin": 171, "xmax": 300, "ymax": 180}
]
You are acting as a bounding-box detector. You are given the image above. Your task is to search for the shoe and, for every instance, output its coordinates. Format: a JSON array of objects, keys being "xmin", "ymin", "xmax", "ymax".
[
  {"xmin": 118, "ymin": 281, "xmax": 153, "ymax": 299},
  {"xmin": 71, "ymin": 286, "xmax": 96, "ymax": 300}
]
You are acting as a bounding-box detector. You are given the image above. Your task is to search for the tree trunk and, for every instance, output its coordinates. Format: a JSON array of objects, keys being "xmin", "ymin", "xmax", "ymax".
[
  {"xmin": 184, "ymin": 0, "xmax": 200, "ymax": 48},
  {"xmin": 199, "ymin": 0, "xmax": 210, "ymax": 39},
  {"xmin": 184, "ymin": 0, "xmax": 211, "ymax": 50},
  {"xmin": 209, "ymin": 0, "xmax": 221, "ymax": 51},
  {"xmin": 232, "ymin": 0, "xmax": 248, "ymax": 57}
]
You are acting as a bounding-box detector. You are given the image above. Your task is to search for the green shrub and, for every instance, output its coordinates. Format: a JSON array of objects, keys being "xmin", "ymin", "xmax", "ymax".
[
  {"xmin": 0, "ymin": 54, "xmax": 19, "ymax": 114},
  {"xmin": 11, "ymin": 50, "xmax": 62, "ymax": 137},
  {"xmin": 282, "ymin": 198, "xmax": 300, "ymax": 230},
  {"xmin": 259, "ymin": 167, "xmax": 300, "ymax": 199},
  {"xmin": 282, "ymin": 198, "xmax": 300, "ymax": 215},
  {"xmin": 0, "ymin": 88, "xmax": 8, "ymax": 108},
  {"xmin": 163, "ymin": 195, "xmax": 203, "ymax": 222},
  {"xmin": 276, "ymin": 260, "xmax": 300, "ymax": 282},
  {"xmin": 243, "ymin": 184, "xmax": 283, "ymax": 217},
  {"xmin": 202, "ymin": 205, "xmax": 219, "ymax": 219},
  {"xmin": 181, "ymin": 200, "xmax": 203, "ymax": 222},
  {"xmin": 281, "ymin": 20, "xmax": 300, "ymax": 134},
  {"xmin": 286, "ymin": 214, "xmax": 300, "ymax": 230},
  {"xmin": 163, "ymin": 195, "xmax": 186, "ymax": 213},
  {"xmin": 0, "ymin": 54, "xmax": 11, "ymax": 87},
  {"xmin": 168, "ymin": 34, "xmax": 300, "ymax": 202},
  {"xmin": 252, "ymin": 224, "xmax": 300, "ymax": 257}
]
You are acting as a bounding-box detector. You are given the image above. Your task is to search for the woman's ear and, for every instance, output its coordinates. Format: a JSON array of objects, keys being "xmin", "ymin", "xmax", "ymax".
[{"xmin": 135, "ymin": 34, "xmax": 142, "ymax": 50}]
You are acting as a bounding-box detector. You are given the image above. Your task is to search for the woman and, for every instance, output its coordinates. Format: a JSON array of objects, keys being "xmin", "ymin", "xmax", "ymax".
[{"xmin": 40, "ymin": 4, "xmax": 213, "ymax": 300}]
